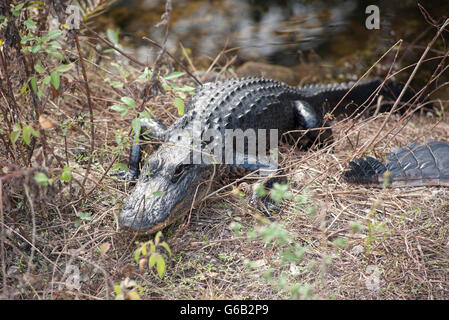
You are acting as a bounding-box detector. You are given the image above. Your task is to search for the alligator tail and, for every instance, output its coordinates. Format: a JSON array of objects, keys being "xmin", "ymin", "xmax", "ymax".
[
  {"xmin": 343, "ymin": 141, "xmax": 449, "ymax": 187},
  {"xmin": 301, "ymin": 79, "xmax": 419, "ymax": 118}
]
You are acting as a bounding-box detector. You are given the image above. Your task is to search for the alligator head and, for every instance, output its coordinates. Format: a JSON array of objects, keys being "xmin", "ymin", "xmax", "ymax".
[{"xmin": 119, "ymin": 139, "xmax": 214, "ymax": 233}]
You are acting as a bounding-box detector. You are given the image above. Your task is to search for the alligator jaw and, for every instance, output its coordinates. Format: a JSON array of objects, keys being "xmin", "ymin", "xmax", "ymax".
[
  {"xmin": 119, "ymin": 188, "xmax": 197, "ymax": 234},
  {"xmin": 119, "ymin": 203, "xmax": 190, "ymax": 234}
]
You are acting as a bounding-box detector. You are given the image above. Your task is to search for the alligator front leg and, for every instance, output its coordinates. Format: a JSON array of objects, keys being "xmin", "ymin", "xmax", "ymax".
[
  {"xmin": 128, "ymin": 118, "xmax": 168, "ymax": 180},
  {"xmin": 229, "ymin": 153, "xmax": 284, "ymax": 217},
  {"xmin": 293, "ymin": 100, "xmax": 334, "ymax": 148}
]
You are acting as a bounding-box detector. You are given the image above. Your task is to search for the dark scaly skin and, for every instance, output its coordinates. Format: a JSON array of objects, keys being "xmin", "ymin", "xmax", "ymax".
[
  {"xmin": 344, "ymin": 141, "xmax": 449, "ymax": 187},
  {"xmin": 119, "ymin": 77, "xmax": 415, "ymax": 233}
]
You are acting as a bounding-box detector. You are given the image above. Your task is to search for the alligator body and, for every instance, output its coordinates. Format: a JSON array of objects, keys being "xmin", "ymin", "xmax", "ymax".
[
  {"xmin": 343, "ymin": 141, "xmax": 449, "ymax": 187},
  {"xmin": 119, "ymin": 77, "xmax": 416, "ymax": 233}
]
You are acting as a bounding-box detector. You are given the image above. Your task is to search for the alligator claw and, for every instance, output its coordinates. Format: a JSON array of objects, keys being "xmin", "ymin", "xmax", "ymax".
[{"xmin": 249, "ymin": 192, "xmax": 280, "ymax": 219}]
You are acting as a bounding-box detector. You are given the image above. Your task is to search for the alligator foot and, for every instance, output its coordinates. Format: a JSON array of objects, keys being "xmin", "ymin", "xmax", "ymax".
[
  {"xmin": 249, "ymin": 193, "xmax": 280, "ymax": 219},
  {"xmin": 248, "ymin": 180, "xmax": 283, "ymax": 219}
]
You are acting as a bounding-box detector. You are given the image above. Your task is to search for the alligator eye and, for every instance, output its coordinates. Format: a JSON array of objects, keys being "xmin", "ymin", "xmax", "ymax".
[{"xmin": 171, "ymin": 164, "xmax": 193, "ymax": 183}]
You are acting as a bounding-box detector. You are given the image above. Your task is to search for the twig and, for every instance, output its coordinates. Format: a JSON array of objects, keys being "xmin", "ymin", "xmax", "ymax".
[
  {"xmin": 84, "ymin": 25, "xmax": 146, "ymax": 67},
  {"xmin": 137, "ymin": 0, "xmax": 173, "ymax": 111},
  {"xmin": 143, "ymin": 37, "xmax": 202, "ymax": 86},
  {"xmin": 0, "ymin": 221, "xmax": 62, "ymax": 273},
  {"xmin": 61, "ymin": 152, "xmax": 121, "ymax": 211},
  {"xmin": 0, "ymin": 180, "xmax": 7, "ymax": 298},
  {"xmin": 0, "ymin": 47, "xmax": 19, "ymax": 122},
  {"xmin": 74, "ymin": 31, "xmax": 96, "ymax": 195},
  {"xmin": 23, "ymin": 184, "xmax": 36, "ymax": 276}
]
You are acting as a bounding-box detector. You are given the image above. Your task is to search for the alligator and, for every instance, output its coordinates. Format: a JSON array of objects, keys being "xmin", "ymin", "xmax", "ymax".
[{"xmin": 118, "ymin": 77, "xmax": 424, "ymax": 233}]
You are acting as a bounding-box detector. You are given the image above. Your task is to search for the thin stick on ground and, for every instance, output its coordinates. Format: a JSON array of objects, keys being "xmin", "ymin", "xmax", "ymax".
[
  {"xmin": 0, "ymin": 180, "xmax": 6, "ymax": 298},
  {"xmin": 74, "ymin": 31, "xmax": 96, "ymax": 195}
]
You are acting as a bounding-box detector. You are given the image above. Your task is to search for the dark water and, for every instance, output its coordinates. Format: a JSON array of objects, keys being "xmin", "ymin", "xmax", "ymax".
[{"xmin": 101, "ymin": 0, "xmax": 448, "ymax": 86}]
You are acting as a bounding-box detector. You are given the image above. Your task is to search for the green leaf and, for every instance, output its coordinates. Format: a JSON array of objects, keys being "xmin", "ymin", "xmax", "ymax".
[
  {"xmin": 31, "ymin": 45, "xmax": 41, "ymax": 53},
  {"xmin": 21, "ymin": 35, "xmax": 36, "ymax": 44},
  {"xmin": 132, "ymin": 117, "xmax": 141, "ymax": 140},
  {"xmin": 34, "ymin": 60, "xmax": 45, "ymax": 73},
  {"xmin": 49, "ymin": 51, "xmax": 64, "ymax": 60},
  {"xmin": 270, "ymin": 183, "xmax": 291, "ymax": 205},
  {"xmin": 138, "ymin": 67, "xmax": 152, "ymax": 79},
  {"xmin": 177, "ymin": 85, "xmax": 195, "ymax": 93},
  {"xmin": 49, "ymin": 41, "xmax": 62, "ymax": 50},
  {"xmin": 140, "ymin": 111, "xmax": 151, "ymax": 121},
  {"xmin": 113, "ymin": 284, "xmax": 122, "ymax": 296},
  {"xmin": 149, "ymin": 253, "xmax": 157, "ymax": 268},
  {"xmin": 55, "ymin": 64, "xmax": 72, "ymax": 73},
  {"xmin": 30, "ymin": 76, "xmax": 37, "ymax": 92},
  {"xmin": 163, "ymin": 71, "xmax": 185, "ymax": 80},
  {"xmin": 134, "ymin": 247, "xmax": 142, "ymax": 263},
  {"xmin": 254, "ymin": 184, "xmax": 267, "ymax": 197},
  {"xmin": 141, "ymin": 244, "xmax": 147, "ymax": 256},
  {"xmin": 22, "ymin": 125, "xmax": 38, "ymax": 145},
  {"xmin": 43, "ymin": 75, "xmax": 51, "ymax": 85},
  {"xmin": 11, "ymin": 3, "xmax": 24, "ymax": 17},
  {"xmin": 24, "ymin": 19, "xmax": 36, "ymax": 29},
  {"xmin": 156, "ymin": 255, "xmax": 165, "ymax": 278},
  {"xmin": 110, "ymin": 104, "xmax": 129, "ymax": 116},
  {"xmin": 106, "ymin": 28, "xmax": 120, "ymax": 44},
  {"xmin": 160, "ymin": 242, "xmax": 172, "ymax": 256},
  {"xmin": 111, "ymin": 81, "xmax": 123, "ymax": 88},
  {"xmin": 20, "ymin": 83, "xmax": 28, "ymax": 94},
  {"xmin": 44, "ymin": 30, "xmax": 62, "ymax": 42},
  {"xmin": 34, "ymin": 172, "xmax": 49, "ymax": 186},
  {"xmin": 60, "ymin": 166, "xmax": 72, "ymax": 182},
  {"xmin": 155, "ymin": 231, "xmax": 162, "ymax": 245},
  {"xmin": 120, "ymin": 96, "xmax": 135, "ymax": 108},
  {"xmin": 50, "ymin": 71, "xmax": 60, "ymax": 89},
  {"xmin": 37, "ymin": 83, "xmax": 45, "ymax": 100},
  {"xmin": 77, "ymin": 211, "xmax": 92, "ymax": 221},
  {"xmin": 113, "ymin": 162, "xmax": 128, "ymax": 171},
  {"xmin": 10, "ymin": 124, "xmax": 21, "ymax": 146},
  {"xmin": 173, "ymin": 97, "xmax": 184, "ymax": 116}
]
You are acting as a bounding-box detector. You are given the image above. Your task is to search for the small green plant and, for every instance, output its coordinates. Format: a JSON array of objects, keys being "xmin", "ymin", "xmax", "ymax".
[
  {"xmin": 243, "ymin": 217, "xmax": 314, "ymax": 299},
  {"xmin": 161, "ymin": 71, "xmax": 195, "ymax": 115},
  {"xmin": 134, "ymin": 231, "xmax": 172, "ymax": 278},
  {"xmin": 34, "ymin": 172, "xmax": 51, "ymax": 186},
  {"xmin": 114, "ymin": 278, "xmax": 143, "ymax": 300},
  {"xmin": 233, "ymin": 183, "xmax": 330, "ymax": 298},
  {"xmin": 269, "ymin": 183, "xmax": 292, "ymax": 205},
  {"xmin": 74, "ymin": 211, "xmax": 92, "ymax": 228},
  {"xmin": 17, "ymin": 3, "xmax": 73, "ymax": 100}
]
